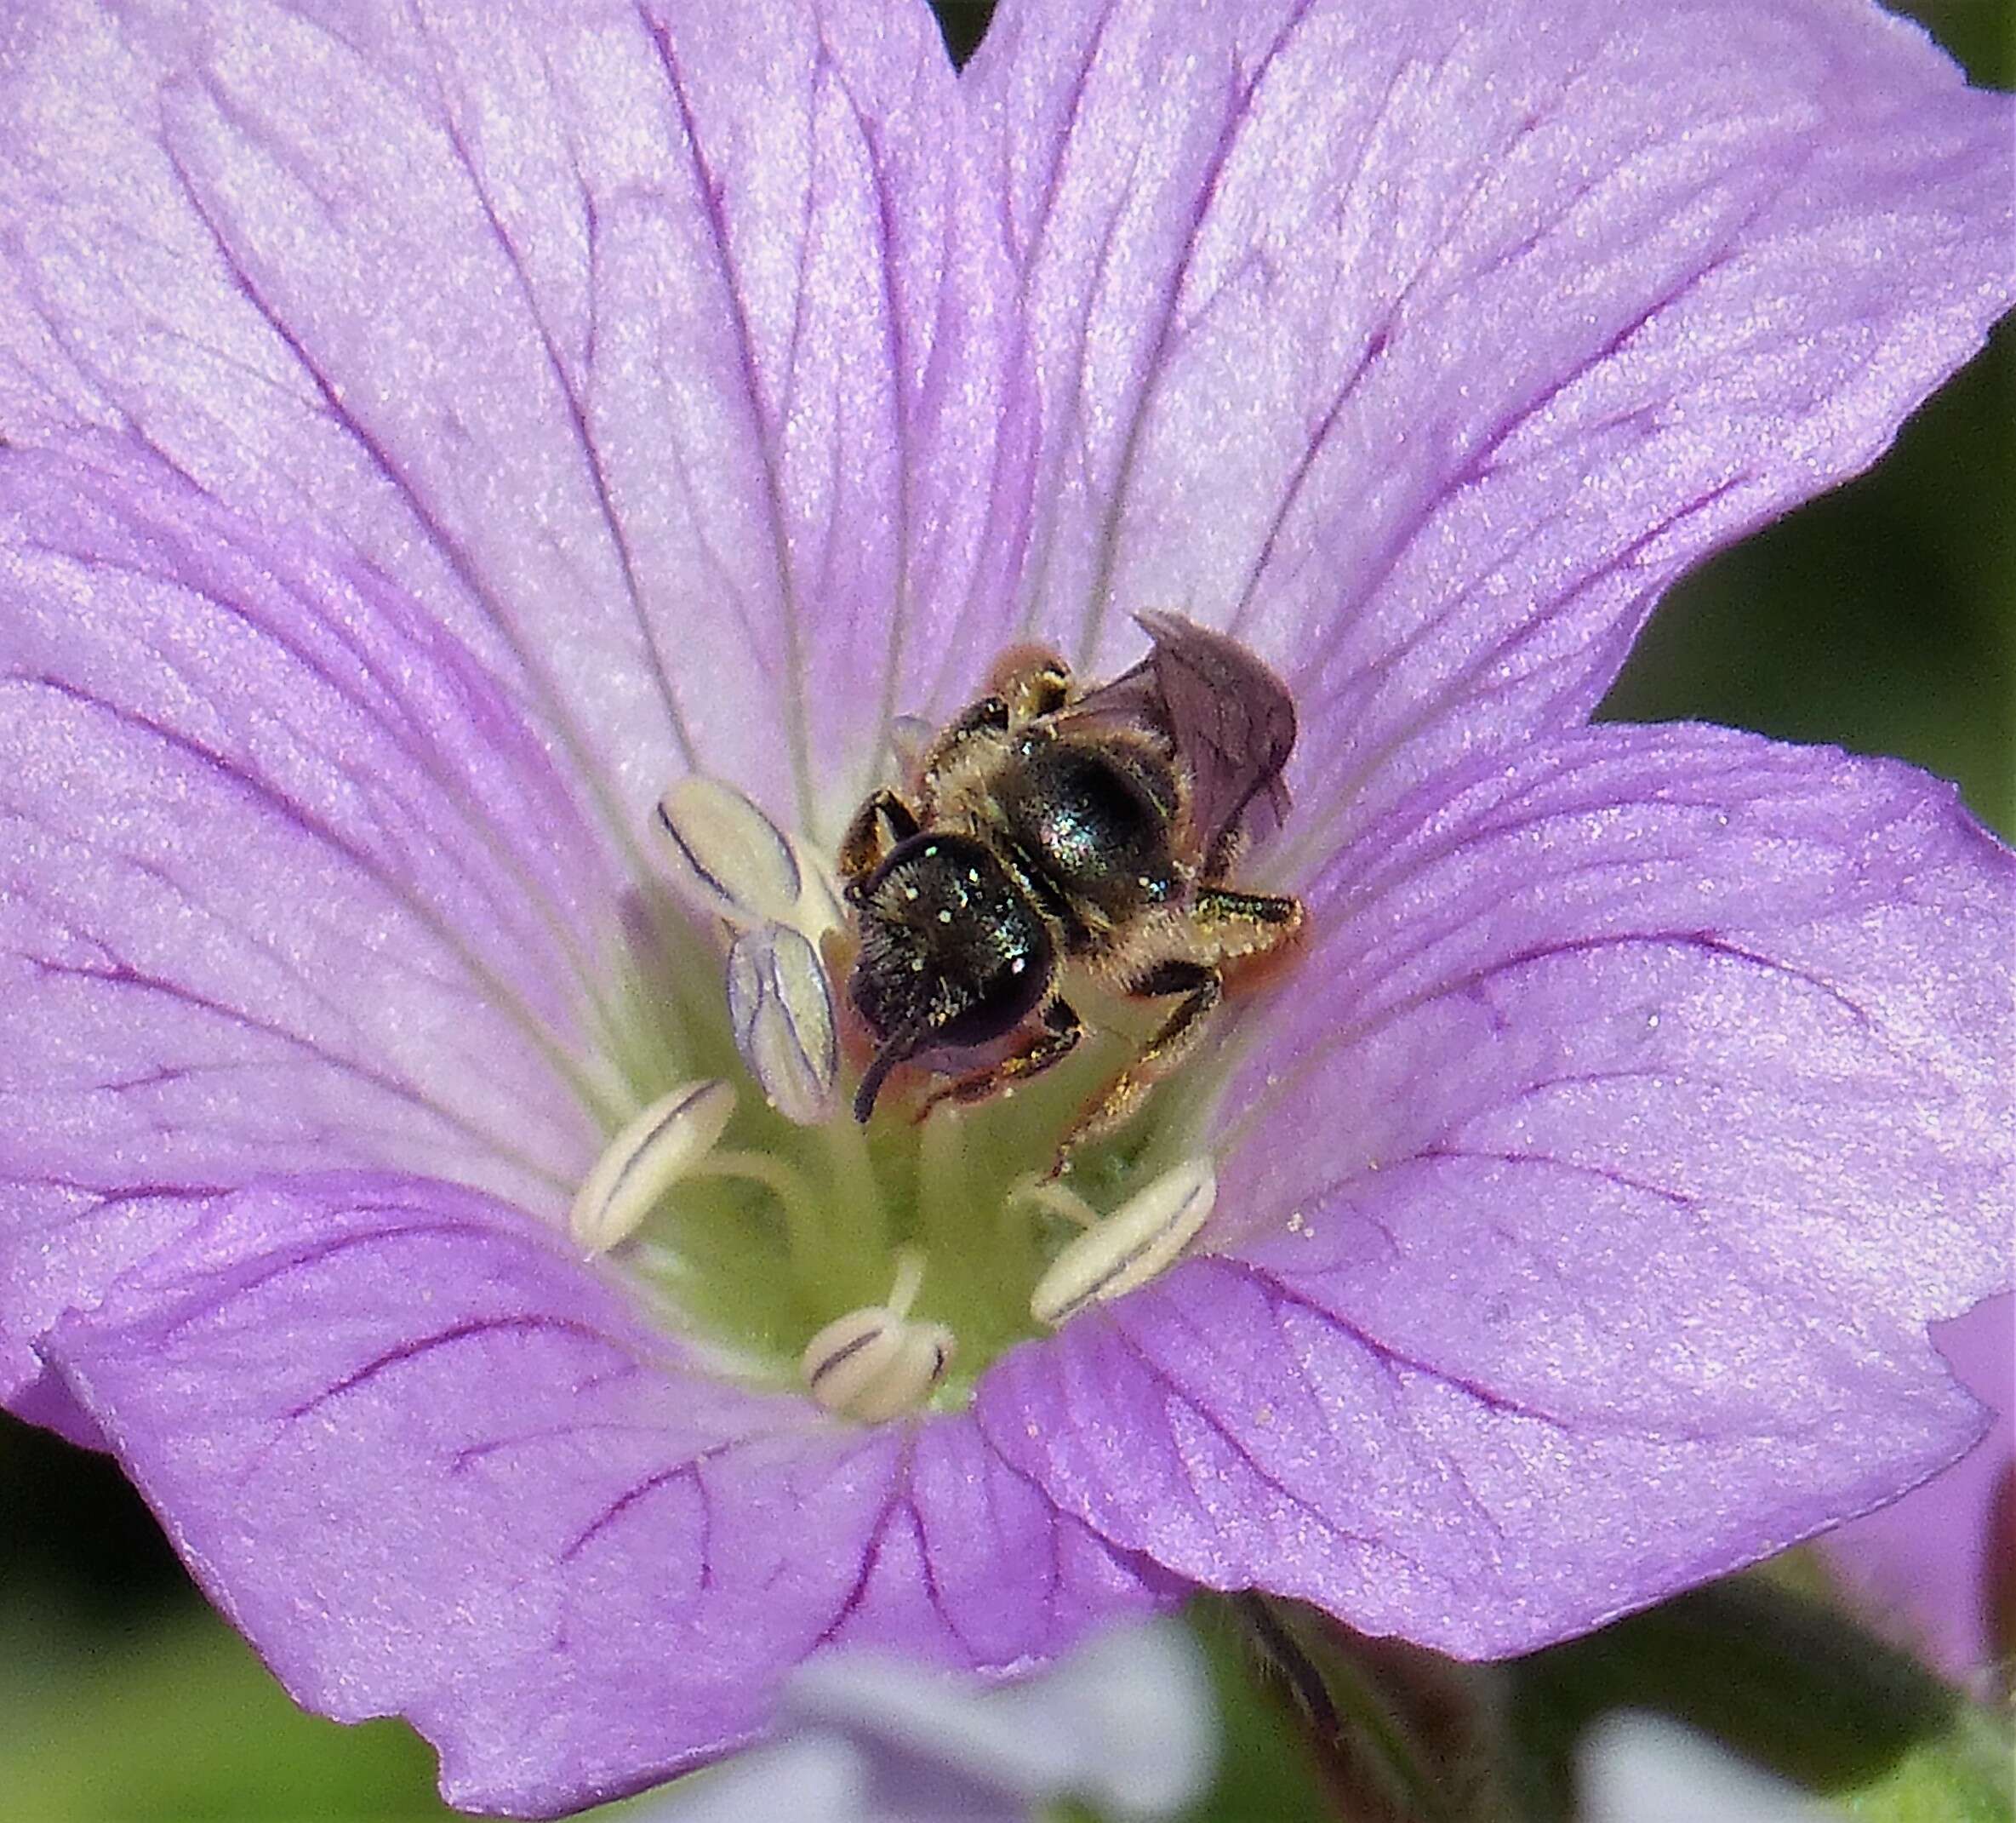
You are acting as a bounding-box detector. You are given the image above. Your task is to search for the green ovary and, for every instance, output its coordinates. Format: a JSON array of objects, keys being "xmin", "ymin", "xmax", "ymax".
[{"xmin": 586, "ymin": 883, "xmax": 1214, "ymax": 1407}]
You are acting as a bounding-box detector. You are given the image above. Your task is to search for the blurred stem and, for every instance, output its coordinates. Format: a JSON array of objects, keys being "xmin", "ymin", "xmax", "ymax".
[
  {"xmin": 1222, "ymin": 1594, "xmax": 1511, "ymax": 1823},
  {"xmin": 1507, "ymin": 1569, "xmax": 2015, "ymax": 1822},
  {"xmin": 1208, "ymin": 1571, "xmax": 2015, "ymax": 1823}
]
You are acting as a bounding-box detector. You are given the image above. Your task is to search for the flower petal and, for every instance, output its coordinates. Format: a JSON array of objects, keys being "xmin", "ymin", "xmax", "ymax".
[
  {"xmin": 657, "ymin": 1617, "xmax": 1214, "ymax": 1823},
  {"xmin": 966, "ymin": 0, "xmax": 2014, "ymax": 847},
  {"xmin": 0, "ymin": 449, "xmax": 614, "ymax": 1404},
  {"xmin": 977, "ymin": 724, "xmax": 2013, "ymax": 1655},
  {"xmin": 38, "ymin": 1173, "xmax": 1166, "ymax": 1816},
  {"xmin": 0, "ymin": 0, "xmax": 1018, "ymax": 825},
  {"xmin": 1818, "ymin": 1289, "xmax": 2014, "ymax": 1682}
]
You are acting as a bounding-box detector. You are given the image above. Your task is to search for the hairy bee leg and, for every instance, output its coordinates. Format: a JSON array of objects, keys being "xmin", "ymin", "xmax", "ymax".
[
  {"xmin": 1053, "ymin": 962, "xmax": 1223, "ymax": 1174},
  {"xmin": 837, "ymin": 789, "xmax": 921, "ymax": 894},
  {"xmin": 914, "ymin": 997, "xmax": 1084, "ymax": 1122},
  {"xmin": 985, "ymin": 646, "xmax": 1074, "ymax": 723},
  {"xmin": 1192, "ymin": 885, "xmax": 1305, "ymax": 962},
  {"xmin": 911, "ymin": 694, "xmax": 1012, "ymax": 796}
]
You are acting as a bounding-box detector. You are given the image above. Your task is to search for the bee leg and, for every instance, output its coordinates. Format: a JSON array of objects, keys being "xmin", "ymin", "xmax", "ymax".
[
  {"xmin": 985, "ymin": 646, "xmax": 1074, "ymax": 723},
  {"xmin": 1192, "ymin": 885, "xmax": 1305, "ymax": 963},
  {"xmin": 915, "ymin": 997, "xmax": 1084, "ymax": 1122},
  {"xmin": 1054, "ymin": 961, "xmax": 1223, "ymax": 1171},
  {"xmin": 837, "ymin": 789, "xmax": 921, "ymax": 894},
  {"xmin": 912, "ymin": 694, "xmax": 1011, "ymax": 795}
]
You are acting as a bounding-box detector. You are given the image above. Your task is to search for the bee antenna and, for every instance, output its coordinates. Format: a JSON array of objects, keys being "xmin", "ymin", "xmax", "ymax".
[{"xmin": 853, "ymin": 1024, "xmax": 926, "ymax": 1123}]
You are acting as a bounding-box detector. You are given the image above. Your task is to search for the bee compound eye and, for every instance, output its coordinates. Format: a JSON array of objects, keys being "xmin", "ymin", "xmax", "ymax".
[
  {"xmin": 852, "ymin": 835, "xmax": 1053, "ymax": 1051},
  {"xmin": 933, "ymin": 927, "xmax": 1052, "ymax": 1048}
]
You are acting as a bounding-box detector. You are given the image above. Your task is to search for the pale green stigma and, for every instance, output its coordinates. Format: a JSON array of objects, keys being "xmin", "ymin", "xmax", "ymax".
[{"xmin": 576, "ymin": 774, "xmax": 1228, "ymax": 1411}]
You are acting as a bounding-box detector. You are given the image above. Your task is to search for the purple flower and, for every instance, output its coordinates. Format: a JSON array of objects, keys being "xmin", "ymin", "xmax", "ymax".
[
  {"xmin": 0, "ymin": 0, "xmax": 2010, "ymax": 1816},
  {"xmin": 1818, "ymin": 1291, "xmax": 2015, "ymax": 1685}
]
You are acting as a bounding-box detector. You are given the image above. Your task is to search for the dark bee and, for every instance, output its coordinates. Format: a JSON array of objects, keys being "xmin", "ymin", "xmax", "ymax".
[{"xmin": 838, "ymin": 611, "xmax": 1303, "ymax": 1162}]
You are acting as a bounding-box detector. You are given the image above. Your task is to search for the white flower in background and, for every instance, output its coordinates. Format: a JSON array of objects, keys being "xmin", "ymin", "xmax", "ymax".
[{"xmin": 640, "ymin": 1618, "xmax": 1216, "ymax": 1823}]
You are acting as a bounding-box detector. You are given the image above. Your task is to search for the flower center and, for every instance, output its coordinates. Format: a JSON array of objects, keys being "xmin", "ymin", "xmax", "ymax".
[{"xmin": 572, "ymin": 776, "xmax": 1225, "ymax": 1415}]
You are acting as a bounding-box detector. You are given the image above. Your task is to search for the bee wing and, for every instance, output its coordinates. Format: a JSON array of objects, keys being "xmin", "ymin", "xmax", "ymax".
[{"xmin": 1069, "ymin": 612, "xmax": 1296, "ymax": 864}]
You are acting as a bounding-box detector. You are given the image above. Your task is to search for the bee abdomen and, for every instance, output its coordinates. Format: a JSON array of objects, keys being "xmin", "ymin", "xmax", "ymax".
[{"xmin": 996, "ymin": 740, "xmax": 1180, "ymax": 941}]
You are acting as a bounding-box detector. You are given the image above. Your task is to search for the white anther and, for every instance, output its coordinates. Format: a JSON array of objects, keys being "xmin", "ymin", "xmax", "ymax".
[
  {"xmin": 801, "ymin": 1251, "xmax": 956, "ymax": 1423},
  {"xmin": 1030, "ymin": 1158, "xmax": 1217, "ymax": 1329},
  {"xmin": 569, "ymin": 1078, "xmax": 737, "ymax": 1254},
  {"xmin": 655, "ymin": 777, "xmax": 803, "ymax": 929},
  {"xmin": 726, "ymin": 922, "xmax": 840, "ymax": 1126}
]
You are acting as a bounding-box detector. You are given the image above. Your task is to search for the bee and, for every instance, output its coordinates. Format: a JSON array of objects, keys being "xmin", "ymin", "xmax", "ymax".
[{"xmin": 837, "ymin": 611, "xmax": 1304, "ymax": 1164}]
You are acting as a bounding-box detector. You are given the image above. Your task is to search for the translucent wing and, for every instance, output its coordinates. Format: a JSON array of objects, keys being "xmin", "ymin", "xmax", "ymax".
[{"xmin": 1068, "ymin": 612, "xmax": 1296, "ymax": 866}]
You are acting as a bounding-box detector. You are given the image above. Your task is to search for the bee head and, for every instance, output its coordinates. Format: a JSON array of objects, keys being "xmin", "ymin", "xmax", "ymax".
[{"xmin": 848, "ymin": 832, "xmax": 1054, "ymax": 1121}]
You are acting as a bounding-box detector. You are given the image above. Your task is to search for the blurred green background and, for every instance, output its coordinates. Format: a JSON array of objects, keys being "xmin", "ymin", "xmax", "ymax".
[{"xmin": 2, "ymin": 3, "xmax": 2007, "ymax": 1818}]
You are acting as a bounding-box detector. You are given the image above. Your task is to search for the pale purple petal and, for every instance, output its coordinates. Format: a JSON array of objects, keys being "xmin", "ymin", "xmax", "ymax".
[
  {"xmin": 0, "ymin": 449, "xmax": 614, "ymax": 1410},
  {"xmin": 978, "ymin": 725, "xmax": 2013, "ymax": 1655},
  {"xmin": 3, "ymin": 0, "xmax": 2012, "ymax": 1799},
  {"xmin": 632, "ymin": 1736, "xmax": 873, "ymax": 1823},
  {"xmin": 1819, "ymin": 1290, "xmax": 2014, "ymax": 1681},
  {"xmin": 38, "ymin": 1173, "xmax": 1167, "ymax": 1816},
  {"xmin": 0, "ymin": 0, "xmax": 1016, "ymax": 822},
  {"xmin": 640, "ymin": 1618, "xmax": 1214, "ymax": 1823},
  {"xmin": 966, "ymin": 0, "xmax": 2014, "ymax": 850},
  {"xmin": 637, "ymin": 1618, "xmax": 1213, "ymax": 1823}
]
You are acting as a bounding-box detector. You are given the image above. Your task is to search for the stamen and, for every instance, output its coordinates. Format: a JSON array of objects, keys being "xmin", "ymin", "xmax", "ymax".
[
  {"xmin": 655, "ymin": 777, "xmax": 803, "ymax": 929},
  {"xmin": 786, "ymin": 837, "xmax": 848, "ymax": 942},
  {"xmin": 1008, "ymin": 1174, "xmax": 1102, "ymax": 1230},
  {"xmin": 727, "ymin": 922, "xmax": 840, "ymax": 1126},
  {"xmin": 1029, "ymin": 1158, "xmax": 1217, "ymax": 1328},
  {"xmin": 800, "ymin": 1249, "xmax": 957, "ymax": 1422},
  {"xmin": 682, "ymin": 1146, "xmax": 827, "ymax": 1278},
  {"xmin": 569, "ymin": 1078, "xmax": 736, "ymax": 1254}
]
